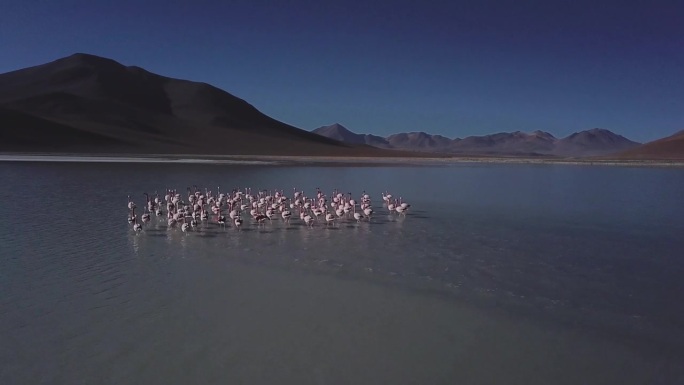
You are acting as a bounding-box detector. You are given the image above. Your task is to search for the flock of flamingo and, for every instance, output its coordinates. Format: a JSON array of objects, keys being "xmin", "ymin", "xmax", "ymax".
[{"xmin": 127, "ymin": 187, "xmax": 411, "ymax": 233}]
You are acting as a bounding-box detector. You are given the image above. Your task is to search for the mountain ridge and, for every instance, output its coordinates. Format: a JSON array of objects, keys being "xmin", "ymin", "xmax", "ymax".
[
  {"xmin": 0, "ymin": 53, "xmax": 411, "ymax": 157},
  {"xmin": 312, "ymin": 124, "xmax": 642, "ymax": 157}
]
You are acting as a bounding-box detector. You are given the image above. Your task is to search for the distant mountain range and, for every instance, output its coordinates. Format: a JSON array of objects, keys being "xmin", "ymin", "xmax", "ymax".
[{"xmin": 313, "ymin": 123, "xmax": 642, "ymax": 157}]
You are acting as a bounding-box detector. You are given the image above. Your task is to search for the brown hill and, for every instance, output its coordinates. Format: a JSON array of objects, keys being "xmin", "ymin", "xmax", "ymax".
[
  {"xmin": 612, "ymin": 130, "xmax": 684, "ymax": 160},
  {"xmin": 0, "ymin": 53, "xmax": 412, "ymax": 157}
]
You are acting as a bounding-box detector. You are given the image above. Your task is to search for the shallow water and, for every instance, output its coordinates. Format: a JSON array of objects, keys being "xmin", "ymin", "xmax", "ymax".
[{"xmin": 1, "ymin": 161, "xmax": 683, "ymax": 384}]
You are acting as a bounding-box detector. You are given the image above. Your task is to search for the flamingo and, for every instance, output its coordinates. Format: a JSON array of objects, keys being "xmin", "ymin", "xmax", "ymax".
[
  {"xmin": 128, "ymin": 209, "xmax": 136, "ymax": 223},
  {"xmin": 144, "ymin": 192, "xmax": 155, "ymax": 212},
  {"xmin": 254, "ymin": 213, "xmax": 269, "ymax": 225},
  {"xmin": 395, "ymin": 203, "xmax": 408, "ymax": 215},
  {"xmin": 363, "ymin": 206, "xmax": 373, "ymax": 220},
  {"xmin": 353, "ymin": 205, "xmax": 362, "ymax": 222},
  {"xmin": 126, "ymin": 186, "xmax": 408, "ymax": 232},
  {"xmin": 396, "ymin": 197, "xmax": 411, "ymax": 214},
  {"xmin": 217, "ymin": 212, "xmax": 226, "ymax": 227},
  {"xmin": 130, "ymin": 210, "xmax": 142, "ymax": 232},
  {"xmin": 303, "ymin": 214, "xmax": 314, "ymax": 227},
  {"xmin": 141, "ymin": 207, "xmax": 151, "ymax": 223},
  {"xmin": 133, "ymin": 218, "xmax": 142, "ymax": 232},
  {"xmin": 353, "ymin": 211, "xmax": 363, "ymax": 222},
  {"xmin": 188, "ymin": 187, "xmax": 196, "ymax": 205},
  {"xmin": 127, "ymin": 195, "xmax": 136, "ymax": 211},
  {"xmin": 229, "ymin": 205, "xmax": 239, "ymax": 220},
  {"xmin": 312, "ymin": 206, "xmax": 323, "ymax": 220}
]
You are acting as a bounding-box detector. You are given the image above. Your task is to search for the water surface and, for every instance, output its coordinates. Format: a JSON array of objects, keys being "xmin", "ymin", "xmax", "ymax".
[{"xmin": 1, "ymin": 161, "xmax": 683, "ymax": 384}]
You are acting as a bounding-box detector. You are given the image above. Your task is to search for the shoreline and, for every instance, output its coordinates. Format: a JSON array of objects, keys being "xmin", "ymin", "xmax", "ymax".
[{"xmin": 1, "ymin": 152, "xmax": 683, "ymax": 167}]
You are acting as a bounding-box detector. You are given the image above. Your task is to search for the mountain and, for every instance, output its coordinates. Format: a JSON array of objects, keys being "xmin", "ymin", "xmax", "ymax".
[
  {"xmin": 313, "ymin": 125, "xmax": 640, "ymax": 157},
  {"xmin": 312, "ymin": 123, "xmax": 390, "ymax": 148},
  {"xmin": 0, "ymin": 105, "xmax": 129, "ymax": 151},
  {"xmin": 387, "ymin": 132, "xmax": 452, "ymax": 151},
  {"xmin": 0, "ymin": 53, "xmax": 404, "ymax": 156},
  {"xmin": 612, "ymin": 130, "xmax": 684, "ymax": 160},
  {"xmin": 450, "ymin": 130, "xmax": 558, "ymax": 155},
  {"xmin": 554, "ymin": 128, "xmax": 640, "ymax": 157},
  {"xmin": 313, "ymin": 123, "xmax": 364, "ymax": 144}
]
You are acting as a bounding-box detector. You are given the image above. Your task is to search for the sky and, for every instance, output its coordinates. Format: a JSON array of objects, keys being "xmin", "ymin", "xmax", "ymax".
[{"xmin": 1, "ymin": 0, "xmax": 682, "ymax": 142}]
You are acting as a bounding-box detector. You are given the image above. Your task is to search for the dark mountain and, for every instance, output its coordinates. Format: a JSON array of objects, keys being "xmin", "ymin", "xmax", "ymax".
[
  {"xmin": 312, "ymin": 124, "xmax": 641, "ymax": 157},
  {"xmin": 553, "ymin": 128, "xmax": 640, "ymax": 157},
  {"xmin": 612, "ymin": 130, "xmax": 684, "ymax": 160},
  {"xmin": 0, "ymin": 53, "xmax": 406, "ymax": 156},
  {"xmin": 0, "ymin": 106, "xmax": 129, "ymax": 152}
]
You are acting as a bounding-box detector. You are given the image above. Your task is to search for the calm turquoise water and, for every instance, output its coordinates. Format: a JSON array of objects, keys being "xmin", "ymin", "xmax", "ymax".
[{"xmin": 1, "ymin": 161, "xmax": 683, "ymax": 384}]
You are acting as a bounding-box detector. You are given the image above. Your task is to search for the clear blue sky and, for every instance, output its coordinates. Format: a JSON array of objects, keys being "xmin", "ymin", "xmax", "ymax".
[{"xmin": 1, "ymin": 0, "xmax": 682, "ymax": 142}]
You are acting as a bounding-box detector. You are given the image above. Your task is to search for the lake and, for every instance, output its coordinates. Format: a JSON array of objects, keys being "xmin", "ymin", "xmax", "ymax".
[{"xmin": 1, "ymin": 160, "xmax": 683, "ymax": 384}]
